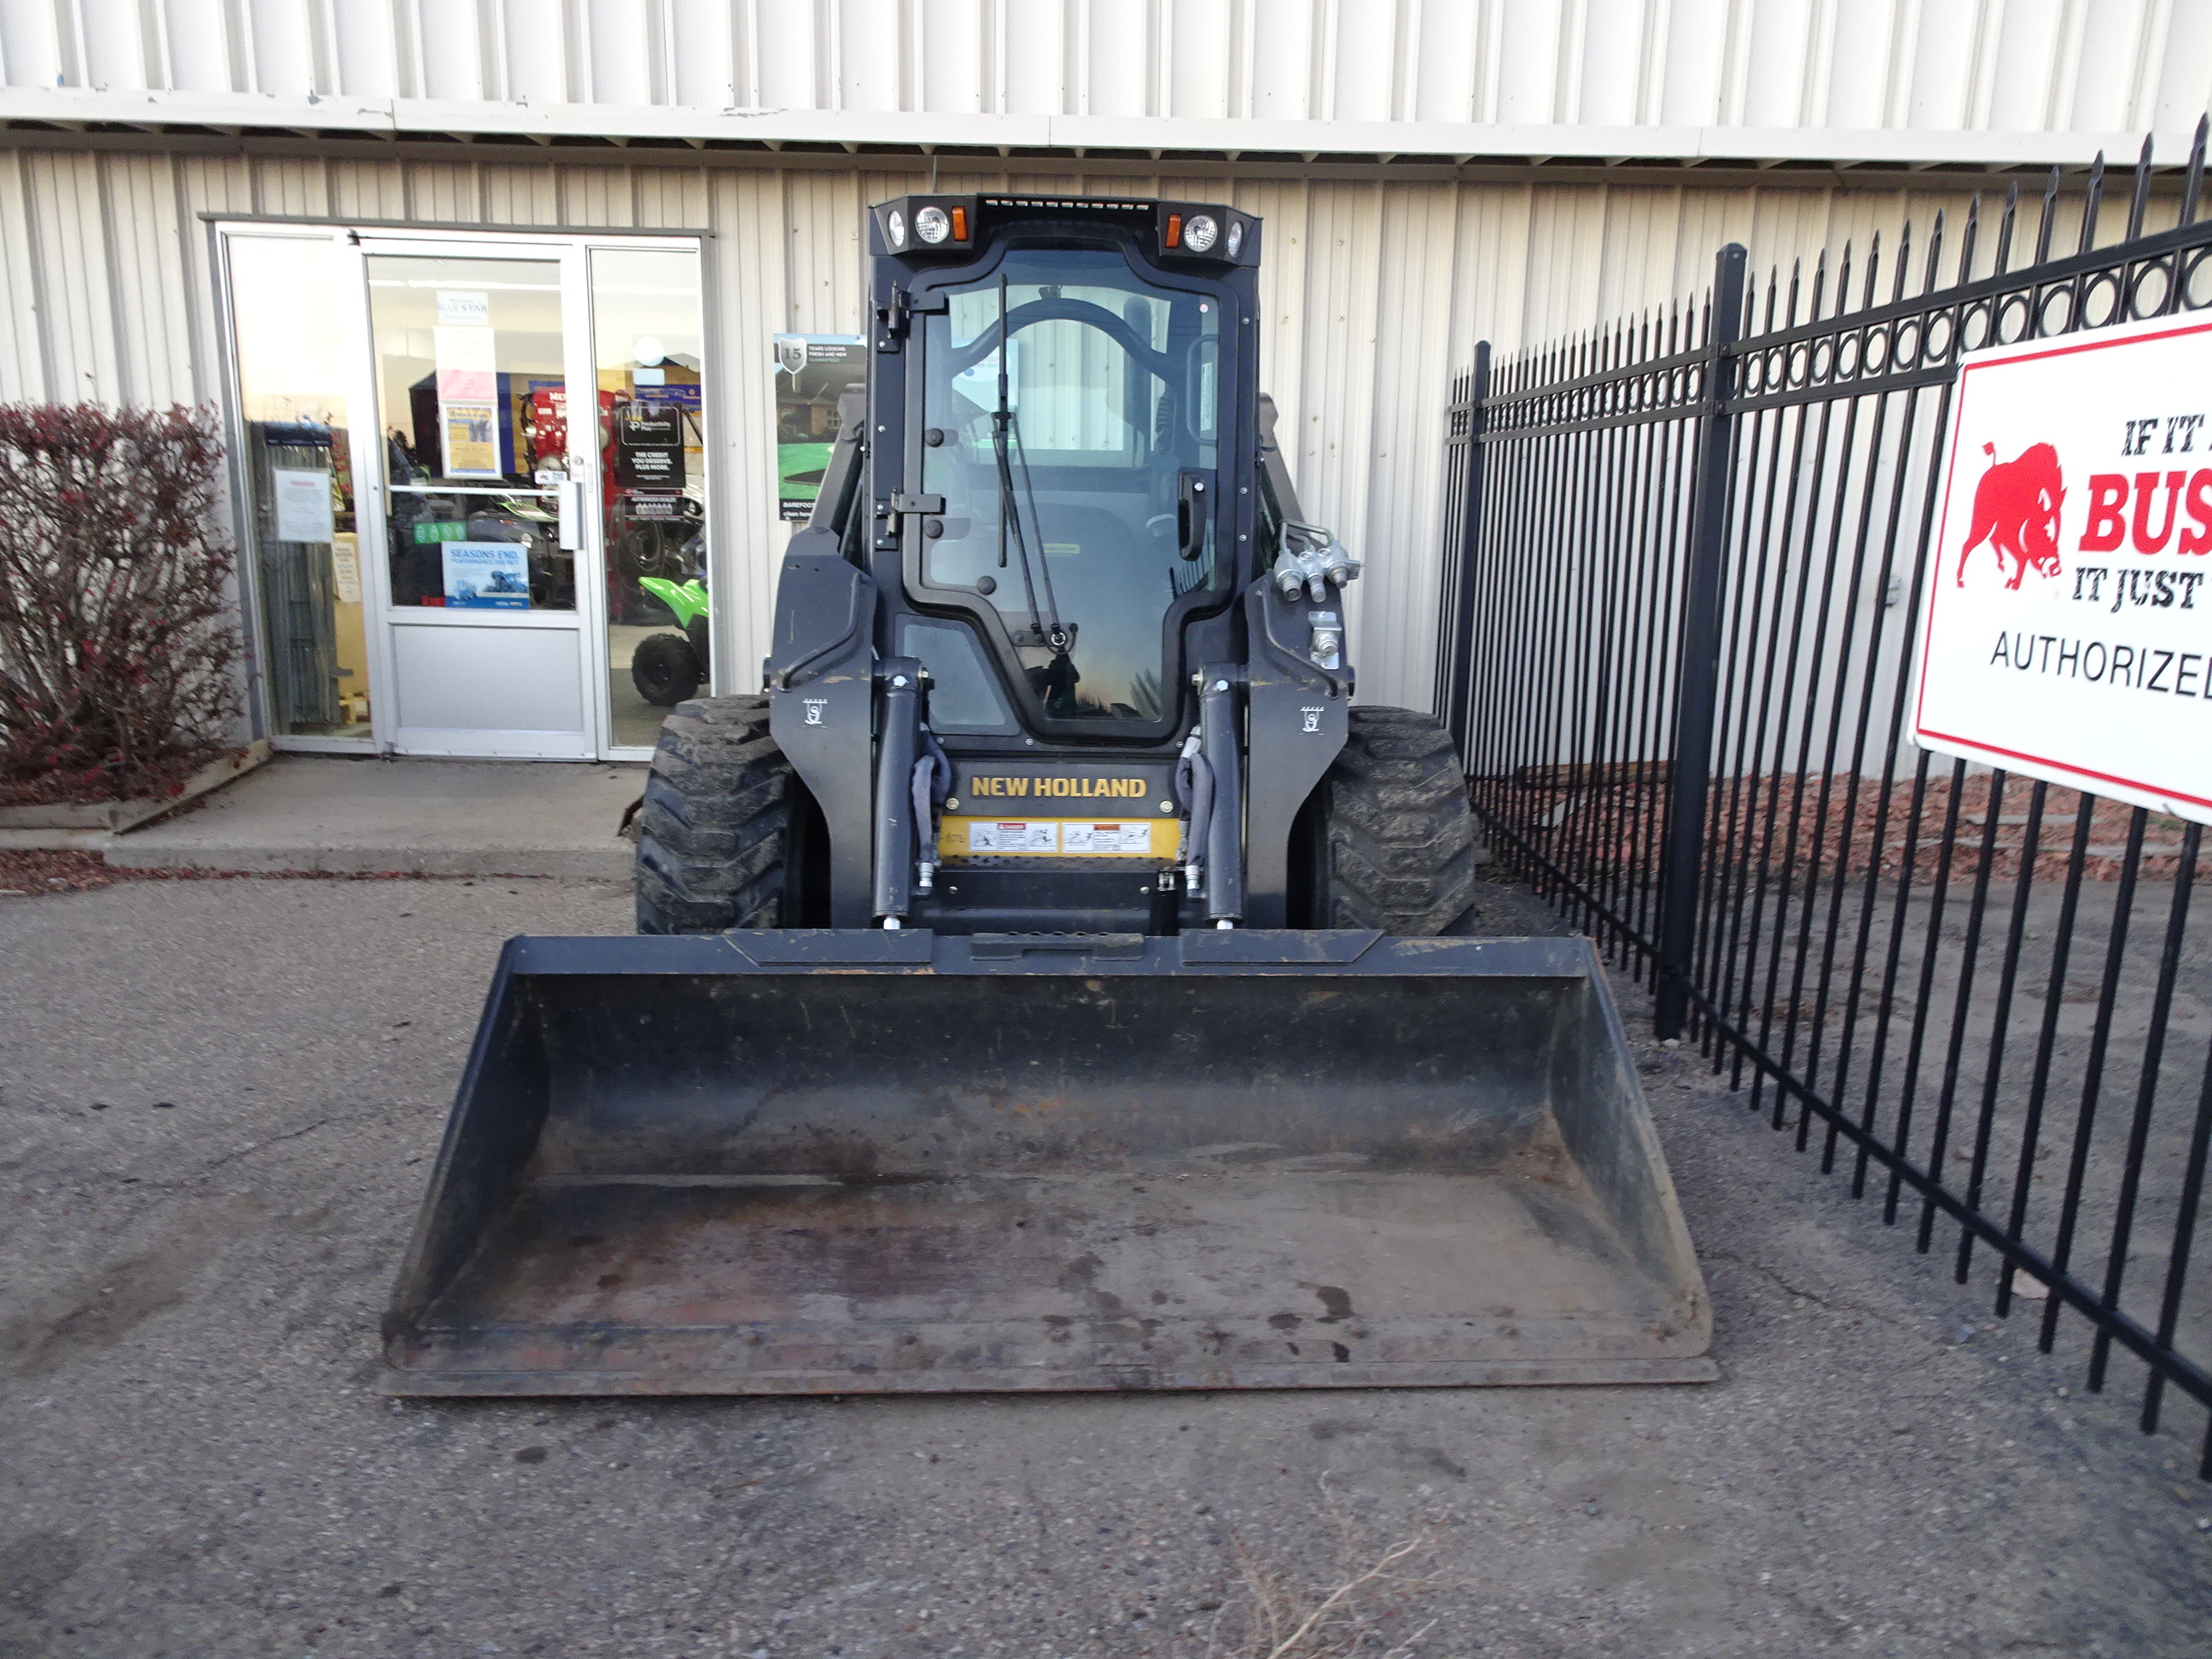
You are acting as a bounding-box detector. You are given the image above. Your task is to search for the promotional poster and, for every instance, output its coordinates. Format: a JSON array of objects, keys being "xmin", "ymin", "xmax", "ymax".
[
  {"xmin": 773, "ymin": 335, "xmax": 863, "ymax": 521},
  {"xmin": 441, "ymin": 540, "xmax": 532, "ymax": 608},
  {"xmin": 1914, "ymin": 311, "xmax": 2212, "ymax": 824},
  {"xmin": 614, "ymin": 404, "xmax": 686, "ymax": 490},
  {"xmin": 433, "ymin": 290, "xmax": 500, "ymax": 480}
]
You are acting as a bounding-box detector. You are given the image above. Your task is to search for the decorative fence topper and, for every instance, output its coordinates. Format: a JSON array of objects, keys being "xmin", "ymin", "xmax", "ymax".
[{"xmin": 1435, "ymin": 125, "xmax": 2212, "ymax": 1474}]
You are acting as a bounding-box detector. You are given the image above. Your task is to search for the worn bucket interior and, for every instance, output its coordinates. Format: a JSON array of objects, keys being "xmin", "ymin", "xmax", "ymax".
[{"xmin": 381, "ymin": 930, "xmax": 1713, "ymax": 1394}]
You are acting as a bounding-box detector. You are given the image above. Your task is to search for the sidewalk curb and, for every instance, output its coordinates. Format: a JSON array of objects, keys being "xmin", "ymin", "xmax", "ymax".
[
  {"xmin": 97, "ymin": 842, "xmax": 636, "ymax": 880},
  {"xmin": 0, "ymin": 740, "xmax": 274, "ymax": 836}
]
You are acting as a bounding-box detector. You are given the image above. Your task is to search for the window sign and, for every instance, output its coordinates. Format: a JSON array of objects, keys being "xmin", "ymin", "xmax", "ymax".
[
  {"xmin": 434, "ymin": 306, "xmax": 500, "ymax": 479},
  {"xmin": 773, "ymin": 335, "xmax": 863, "ymax": 521},
  {"xmin": 330, "ymin": 532, "xmax": 363, "ymax": 604},
  {"xmin": 271, "ymin": 466, "xmax": 335, "ymax": 544},
  {"xmin": 1914, "ymin": 311, "xmax": 2212, "ymax": 824},
  {"xmin": 436, "ymin": 289, "xmax": 490, "ymax": 327},
  {"xmin": 614, "ymin": 405, "xmax": 684, "ymax": 489},
  {"xmin": 442, "ymin": 541, "xmax": 532, "ymax": 608}
]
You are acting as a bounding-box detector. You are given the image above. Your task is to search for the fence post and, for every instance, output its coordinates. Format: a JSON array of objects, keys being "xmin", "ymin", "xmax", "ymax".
[
  {"xmin": 1653, "ymin": 244, "xmax": 1746, "ymax": 1040},
  {"xmin": 1440, "ymin": 341, "xmax": 1491, "ymax": 758}
]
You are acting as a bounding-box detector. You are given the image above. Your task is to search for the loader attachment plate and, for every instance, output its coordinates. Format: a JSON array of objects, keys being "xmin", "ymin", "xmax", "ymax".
[{"xmin": 381, "ymin": 931, "xmax": 1714, "ymax": 1395}]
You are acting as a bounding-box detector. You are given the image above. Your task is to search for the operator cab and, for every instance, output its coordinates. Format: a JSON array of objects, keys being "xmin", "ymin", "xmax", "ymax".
[
  {"xmin": 865, "ymin": 195, "xmax": 1265, "ymax": 749},
  {"xmin": 764, "ymin": 195, "xmax": 1359, "ymax": 935}
]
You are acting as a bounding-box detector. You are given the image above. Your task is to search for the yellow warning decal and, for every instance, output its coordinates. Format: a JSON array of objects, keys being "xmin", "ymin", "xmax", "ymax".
[{"xmin": 938, "ymin": 817, "xmax": 1179, "ymax": 861}]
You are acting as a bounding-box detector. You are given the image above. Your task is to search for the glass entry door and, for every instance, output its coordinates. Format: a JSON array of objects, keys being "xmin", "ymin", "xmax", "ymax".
[
  {"xmin": 361, "ymin": 242, "xmax": 600, "ymax": 758},
  {"xmin": 221, "ymin": 225, "xmax": 713, "ymax": 760}
]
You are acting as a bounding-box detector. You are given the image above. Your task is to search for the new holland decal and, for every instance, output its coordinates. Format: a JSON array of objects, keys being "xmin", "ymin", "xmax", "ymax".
[{"xmin": 964, "ymin": 776, "xmax": 1150, "ymax": 799}]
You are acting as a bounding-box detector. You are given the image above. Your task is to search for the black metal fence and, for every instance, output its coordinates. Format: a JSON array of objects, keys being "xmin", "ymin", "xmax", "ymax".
[{"xmin": 1435, "ymin": 128, "xmax": 2212, "ymax": 1470}]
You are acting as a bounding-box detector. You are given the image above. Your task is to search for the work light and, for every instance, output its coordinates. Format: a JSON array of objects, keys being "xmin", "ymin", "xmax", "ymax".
[
  {"xmin": 915, "ymin": 205, "xmax": 951, "ymax": 244},
  {"xmin": 886, "ymin": 208, "xmax": 907, "ymax": 249},
  {"xmin": 1183, "ymin": 213, "xmax": 1219, "ymax": 253}
]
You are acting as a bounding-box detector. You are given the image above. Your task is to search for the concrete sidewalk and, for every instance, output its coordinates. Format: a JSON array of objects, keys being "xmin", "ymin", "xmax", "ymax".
[{"xmin": 100, "ymin": 754, "xmax": 645, "ymax": 879}]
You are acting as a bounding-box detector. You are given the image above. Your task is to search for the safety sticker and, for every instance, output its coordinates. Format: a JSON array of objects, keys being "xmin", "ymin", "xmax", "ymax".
[
  {"xmin": 966, "ymin": 820, "xmax": 1059, "ymax": 853},
  {"xmin": 1062, "ymin": 822, "xmax": 1154, "ymax": 854}
]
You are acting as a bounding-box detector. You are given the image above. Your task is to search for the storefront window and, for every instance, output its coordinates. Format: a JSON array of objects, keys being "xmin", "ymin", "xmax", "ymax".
[
  {"xmin": 366, "ymin": 256, "xmax": 573, "ymax": 613},
  {"xmin": 591, "ymin": 247, "xmax": 709, "ymax": 749},
  {"xmin": 226, "ymin": 236, "xmax": 367, "ymax": 737}
]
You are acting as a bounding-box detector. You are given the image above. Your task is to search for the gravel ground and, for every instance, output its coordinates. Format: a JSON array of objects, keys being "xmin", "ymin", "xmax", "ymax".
[{"xmin": 3, "ymin": 876, "xmax": 2211, "ymax": 1658}]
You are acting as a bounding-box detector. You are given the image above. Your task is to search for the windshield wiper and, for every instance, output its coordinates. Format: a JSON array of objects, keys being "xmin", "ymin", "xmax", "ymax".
[{"xmin": 992, "ymin": 275, "xmax": 1069, "ymax": 658}]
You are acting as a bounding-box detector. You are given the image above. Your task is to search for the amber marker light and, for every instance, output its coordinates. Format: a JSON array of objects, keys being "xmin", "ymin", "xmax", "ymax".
[{"xmin": 1165, "ymin": 212, "xmax": 1183, "ymax": 248}]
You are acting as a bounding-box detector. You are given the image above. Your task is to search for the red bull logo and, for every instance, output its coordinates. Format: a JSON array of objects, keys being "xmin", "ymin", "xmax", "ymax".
[{"xmin": 1955, "ymin": 441, "xmax": 2065, "ymax": 589}]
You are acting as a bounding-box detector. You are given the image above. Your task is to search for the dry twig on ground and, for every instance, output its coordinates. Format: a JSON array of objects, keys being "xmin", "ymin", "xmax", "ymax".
[{"xmin": 1205, "ymin": 1480, "xmax": 1441, "ymax": 1659}]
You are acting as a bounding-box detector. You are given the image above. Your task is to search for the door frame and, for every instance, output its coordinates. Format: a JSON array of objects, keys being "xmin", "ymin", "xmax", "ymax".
[{"xmin": 213, "ymin": 220, "xmax": 711, "ymax": 761}]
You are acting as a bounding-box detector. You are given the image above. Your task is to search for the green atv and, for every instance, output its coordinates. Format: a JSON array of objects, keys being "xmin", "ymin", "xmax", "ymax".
[{"xmin": 630, "ymin": 575, "xmax": 711, "ymax": 707}]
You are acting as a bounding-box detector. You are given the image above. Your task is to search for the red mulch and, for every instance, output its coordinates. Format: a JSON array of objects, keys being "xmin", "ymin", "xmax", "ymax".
[
  {"xmin": 0, "ymin": 849, "xmax": 439, "ymax": 896},
  {"xmin": 1482, "ymin": 771, "xmax": 2202, "ymax": 886}
]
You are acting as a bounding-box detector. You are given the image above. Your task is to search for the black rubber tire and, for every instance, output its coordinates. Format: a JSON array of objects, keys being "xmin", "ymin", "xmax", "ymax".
[
  {"xmin": 631, "ymin": 632, "xmax": 704, "ymax": 707},
  {"xmin": 1302, "ymin": 706, "xmax": 1479, "ymax": 934},
  {"xmin": 635, "ymin": 696, "xmax": 809, "ymax": 934}
]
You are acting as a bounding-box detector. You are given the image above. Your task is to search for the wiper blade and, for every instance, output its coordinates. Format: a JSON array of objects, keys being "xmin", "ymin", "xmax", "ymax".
[
  {"xmin": 991, "ymin": 274, "xmax": 1068, "ymax": 656},
  {"xmin": 1008, "ymin": 406, "xmax": 1067, "ymax": 653},
  {"xmin": 992, "ymin": 276, "xmax": 1015, "ymax": 573}
]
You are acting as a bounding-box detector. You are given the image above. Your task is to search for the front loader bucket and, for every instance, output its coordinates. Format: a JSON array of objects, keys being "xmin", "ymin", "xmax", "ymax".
[{"xmin": 381, "ymin": 931, "xmax": 1713, "ymax": 1395}]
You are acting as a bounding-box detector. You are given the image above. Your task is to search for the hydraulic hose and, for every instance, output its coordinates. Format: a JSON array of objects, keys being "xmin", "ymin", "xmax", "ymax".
[
  {"xmin": 1173, "ymin": 730, "xmax": 1214, "ymax": 897},
  {"xmin": 911, "ymin": 724, "xmax": 954, "ymax": 894}
]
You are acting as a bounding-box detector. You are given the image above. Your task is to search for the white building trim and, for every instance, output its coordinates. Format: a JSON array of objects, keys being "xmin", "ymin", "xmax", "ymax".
[
  {"xmin": 2, "ymin": 84, "xmax": 2200, "ymax": 172},
  {"xmin": 5, "ymin": 0, "xmax": 2210, "ymax": 172}
]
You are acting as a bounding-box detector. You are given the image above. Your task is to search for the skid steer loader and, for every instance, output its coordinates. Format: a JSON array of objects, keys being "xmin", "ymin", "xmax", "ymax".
[{"xmin": 381, "ymin": 195, "xmax": 1712, "ymax": 1396}]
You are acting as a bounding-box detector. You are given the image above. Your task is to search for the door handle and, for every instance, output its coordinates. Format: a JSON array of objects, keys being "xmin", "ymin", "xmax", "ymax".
[
  {"xmin": 556, "ymin": 480, "xmax": 586, "ymax": 550},
  {"xmin": 1177, "ymin": 470, "xmax": 1211, "ymax": 562}
]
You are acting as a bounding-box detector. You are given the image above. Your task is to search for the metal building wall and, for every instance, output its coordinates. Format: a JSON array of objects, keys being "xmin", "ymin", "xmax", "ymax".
[
  {"xmin": 0, "ymin": 143, "xmax": 2161, "ymax": 707},
  {"xmin": 2, "ymin": 1, "xmax": 2209, "ymax": 163}
]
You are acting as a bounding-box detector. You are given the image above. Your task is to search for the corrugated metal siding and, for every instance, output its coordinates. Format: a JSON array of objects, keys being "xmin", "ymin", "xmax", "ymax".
[
  {"xmin": 2, "ymin": 1, "xmax": 2208, "ymax": 161},
  {"xmin": 0, "ymin": 144, "xmax": 2174, "ymax": 707}
]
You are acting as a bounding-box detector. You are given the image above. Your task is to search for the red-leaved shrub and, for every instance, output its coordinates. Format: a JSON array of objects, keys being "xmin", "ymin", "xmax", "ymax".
[{"xmin": 0, "ymin": 405, "xmax": 242, "ymax": 804}]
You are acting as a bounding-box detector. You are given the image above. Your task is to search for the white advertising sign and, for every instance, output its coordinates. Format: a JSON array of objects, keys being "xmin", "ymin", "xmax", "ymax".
[
  {"xmin": 1914, "ymin": 311, "xmax": 2212, "ymax": 824},
  {"xmin": 270, "ymin": 466, "xmax": 334, "ymax": 544},
  {"xmin": 329, "ymin": 531, "xmax": 362, "ymax": 604},
  {"xmin": 435, "ymin": 289, "xmax": 490, "ymax": 327},
  {"xmin": 441, "ymin": 541, "xmax": 531, "ymax": 609}
]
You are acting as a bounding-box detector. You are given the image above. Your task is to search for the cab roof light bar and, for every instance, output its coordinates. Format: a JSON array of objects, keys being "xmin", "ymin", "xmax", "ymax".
[{"xmin": 870, "ymin": 195, "xmax": 1258, "ymax": 267}]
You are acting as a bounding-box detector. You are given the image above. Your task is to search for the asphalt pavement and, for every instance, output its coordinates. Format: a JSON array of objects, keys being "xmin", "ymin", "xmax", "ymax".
[{"xmin": 3, "ymin": 875, "xmax": 2209, "ymax": 1658}]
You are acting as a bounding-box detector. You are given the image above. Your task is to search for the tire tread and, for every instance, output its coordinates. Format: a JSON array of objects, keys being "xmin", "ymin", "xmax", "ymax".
[
  {"xmin": 633, "ymin": 695, "xmax": 796, "ymax": 934},
  {"xmin": 1316, "ymin": 707, "xmax": 1480, "ymax": 934}
]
